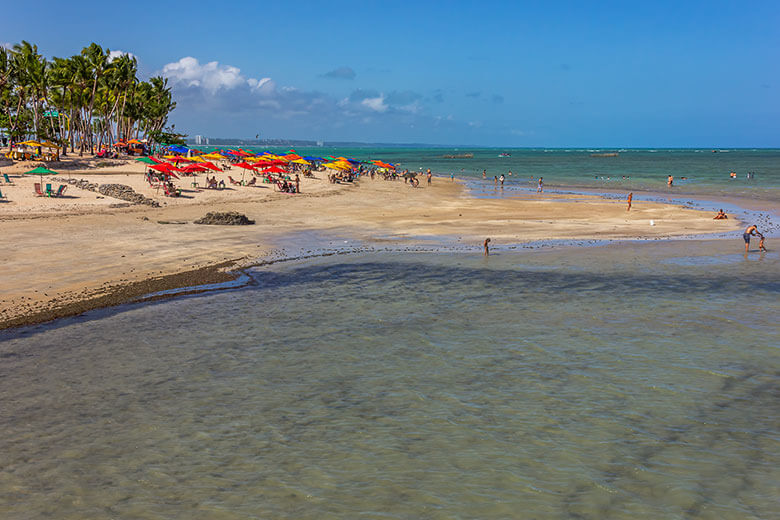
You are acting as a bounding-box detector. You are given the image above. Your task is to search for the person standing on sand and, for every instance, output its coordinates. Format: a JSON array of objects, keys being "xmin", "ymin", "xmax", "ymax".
[
  {"xmin": 743, "ymin": 224, "xmax": 759, "ymax": 252},
  {"xmin": 484, "ymin": 238, "xmax": 491, "ymax": 256},
  {"xmin": 295, "ymin": 174, "xmax": 300, "ymax": 194},
  {"xmin": 427, "ymin": 169, "xmax": 432, "ymax": 185},
  {"xmin": 627, "ymin": 192, "xmax": 633, "ymax": 211},
  {"xmin": 537, "ymin": 177, "xmax": 544, "ymax": 193}
]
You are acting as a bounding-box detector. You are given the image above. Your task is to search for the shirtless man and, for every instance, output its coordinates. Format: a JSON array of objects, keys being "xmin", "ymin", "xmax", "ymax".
[{"xmin": 743, "ymin": 224, "xmax": 759, "ymax": 252}]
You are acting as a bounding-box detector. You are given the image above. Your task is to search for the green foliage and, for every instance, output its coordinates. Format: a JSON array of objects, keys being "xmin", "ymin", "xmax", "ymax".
[
  {"xmin": 0, "ymin": 40, "xmax": 177, "ymax": 151},
  {"xmin": 149, "ymin": 125, "xmax": 187, "ymax": 146}
]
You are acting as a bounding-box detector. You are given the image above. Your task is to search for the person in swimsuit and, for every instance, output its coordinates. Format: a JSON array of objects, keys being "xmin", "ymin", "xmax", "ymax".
[
  {"xmin": 743, "ymin": 224, "xmax": 759, "ymax": 252},
  {"xmin": 483, "ymin": 238, "xmax": 491, "ymax": 256},
  {"xmin": 757, "ymin": 233, "xmax": 767, "ymax": 252},
  {"xmin": 667, "ymin": 175, "xmax": 674, "ymax": 187},
  {"xmin": 713, "ymin": 209, "xmax": 728, "ymax": 220},
  {"xmin": 537, "ymin": 177, "xmax": 543, "ymax": 193},
  {"xmin": 627, "ymin": 192, "xmax": 633, "ymax": 211}
]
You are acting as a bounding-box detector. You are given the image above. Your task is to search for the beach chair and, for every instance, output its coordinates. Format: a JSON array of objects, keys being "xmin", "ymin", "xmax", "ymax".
[
  {"xmin": 228, "ymin": 176, "xmax": 241, "ymax": 186},
  {"xmin": 34, "ymin": 183, "xmax": 45, "ymax": 197},
  {"xmin": 3, "ymin": 173, "xmax": 13, "ymax": 184},
  {"xmin": 245, "ymin": 177, "xmax": 257, "ymax": 186},
  {"xmin": 45, "ymin": 183, "xmax": 54, "ymax": 197},
  {"xmin": 53, "ymin": 185, "xmax": 67, "ymax": 197}
]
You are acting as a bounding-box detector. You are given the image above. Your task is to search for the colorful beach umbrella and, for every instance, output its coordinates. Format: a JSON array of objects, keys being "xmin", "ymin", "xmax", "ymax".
[
  {"xmin": 135, "ymin": 157, "xmax": 157, "ymax": 165},
  {"xmin": 260, "ymin": 165, "xmax": 287, "ymax": 174},
  {"xmin": 24, "ymin": 166, "xmax": 58, "ymax": 185}
]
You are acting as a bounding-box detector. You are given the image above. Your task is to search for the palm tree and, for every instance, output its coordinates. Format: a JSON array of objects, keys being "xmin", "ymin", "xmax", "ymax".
[{"xmin": 81, "ymin": 42, "xmax": 112, "ymax": 153}]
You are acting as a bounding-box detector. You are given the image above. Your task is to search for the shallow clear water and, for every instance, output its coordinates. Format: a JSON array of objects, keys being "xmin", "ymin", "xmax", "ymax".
[{"xmin": 1, "ymin": 244, "xmax": 778, "ymax": 519}]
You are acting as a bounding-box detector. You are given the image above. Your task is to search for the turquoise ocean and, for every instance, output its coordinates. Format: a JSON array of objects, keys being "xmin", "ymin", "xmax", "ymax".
[
  {"xmin": 201, "ymin": 146, "xmax": 780, "ymax": 200},
  {"xmin": 1, "ymin": 149, "xmax": 779, "ymax": 518}
]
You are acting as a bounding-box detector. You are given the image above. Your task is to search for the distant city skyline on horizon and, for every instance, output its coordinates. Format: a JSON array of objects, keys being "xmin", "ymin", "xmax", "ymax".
[{"xmin": 4, "ymin": 0, "xmax": 777, "ymax": 147}]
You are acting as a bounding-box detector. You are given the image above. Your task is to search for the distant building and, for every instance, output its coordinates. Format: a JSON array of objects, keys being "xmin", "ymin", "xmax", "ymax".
[
  {"xmin": 316, "ymin": 141, "xmax": 324, "ymax": 147},
  {"xmin": 205, "ymin": 137, "xmax": 209, "ymax": 145},
  {"xmin": 194, "ymin": 135, "xmax": 203, "ymax": 145}
]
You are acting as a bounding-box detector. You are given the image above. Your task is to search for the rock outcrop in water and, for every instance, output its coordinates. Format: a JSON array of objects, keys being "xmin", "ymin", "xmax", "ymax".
[{"xmin": 194, "ymin": 211, "xmax": 255, "ymax": 225}]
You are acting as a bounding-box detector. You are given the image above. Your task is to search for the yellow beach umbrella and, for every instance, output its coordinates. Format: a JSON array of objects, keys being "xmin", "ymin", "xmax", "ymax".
[
  {"xmin": 202, "ymin": 152, "xmax": 226, "ymax": 160},
  {"xmin": 291, "ymin": 158, "xmax": 310, "ymax": 165}
]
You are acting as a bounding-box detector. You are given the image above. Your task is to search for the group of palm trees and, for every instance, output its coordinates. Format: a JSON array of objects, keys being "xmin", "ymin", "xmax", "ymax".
[{"xmin": 0, "ymin": 41, "xmax": 180, "ymax": 156}]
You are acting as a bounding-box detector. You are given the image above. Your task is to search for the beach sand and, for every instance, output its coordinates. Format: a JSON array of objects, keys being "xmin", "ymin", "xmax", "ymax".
[{"xmin": 0, "ymin": 156, "xmax": 744, "ymax": 329}]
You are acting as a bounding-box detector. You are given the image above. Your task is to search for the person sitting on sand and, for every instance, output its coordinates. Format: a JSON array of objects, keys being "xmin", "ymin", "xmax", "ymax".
[
  {"xmin": 713, "ymin": 209, "xmax": 728, "ymax": 220},
  {"xmin": 743, "ymin": 224, "xmax": 759, "ymax": 252}
]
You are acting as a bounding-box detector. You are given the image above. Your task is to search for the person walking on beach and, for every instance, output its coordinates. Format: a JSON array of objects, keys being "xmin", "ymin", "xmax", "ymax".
[
  {"xmin": 537, "ymin": 177, "xmax": 544, "ymax": 193},
  {"xmin": 743, "ymin": 224, "xmax": 759, "ymax": 252},
  {"xmin": 627, "ymin": 192, "xmax": 633, "ymax": 211},
  {"xmin": 483, "ymin": 238, "xmax": 491, "ymax": 256}
]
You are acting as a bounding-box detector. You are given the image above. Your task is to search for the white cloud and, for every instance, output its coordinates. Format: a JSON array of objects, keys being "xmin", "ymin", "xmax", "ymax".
[
  {"xmin": 361, "ymin": 95, "xmax": 388, "ymax": 112},
  {"xmin": 162, "ymin": 57, "xmax": 246, "ymax": 92},
  {"xmin": 108, "ymin": 49, "xmax": 136, "ymax": 61}
]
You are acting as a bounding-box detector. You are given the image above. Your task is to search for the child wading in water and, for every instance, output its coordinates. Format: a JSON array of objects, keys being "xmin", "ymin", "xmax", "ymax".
[{"xmin": 758, "ymin": 233, "xmax": 767, "ymax": 252}]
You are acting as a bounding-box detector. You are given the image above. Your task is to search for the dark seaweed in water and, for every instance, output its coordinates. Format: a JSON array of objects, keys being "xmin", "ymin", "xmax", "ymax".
[{"xmin": 194, "ymin": 211, "xmax": 255, "ymax": 225}]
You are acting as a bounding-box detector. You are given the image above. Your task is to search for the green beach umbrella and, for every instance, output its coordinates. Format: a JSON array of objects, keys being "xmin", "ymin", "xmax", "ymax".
[
  {"xmin": 24, "ymin": 166, "xmax": 58, "ymax": 188},
  {"xmin": 135, "ymin": 157, "xmax": 157, "ymax": 165}
]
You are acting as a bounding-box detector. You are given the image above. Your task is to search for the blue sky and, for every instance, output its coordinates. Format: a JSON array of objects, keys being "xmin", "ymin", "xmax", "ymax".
[{"xmin": 3, "ymin": 0, "xmax": 778, "ymax": 146}]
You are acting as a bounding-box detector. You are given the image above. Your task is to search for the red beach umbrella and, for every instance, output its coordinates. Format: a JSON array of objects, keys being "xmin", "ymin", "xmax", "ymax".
[
  {"xmin": 260, "ymin": 166, "xmax": 287, "ymax": 174},
  {"xmin": 200, "ymin": 161, "xmax": 221, "ymax": 172}
]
